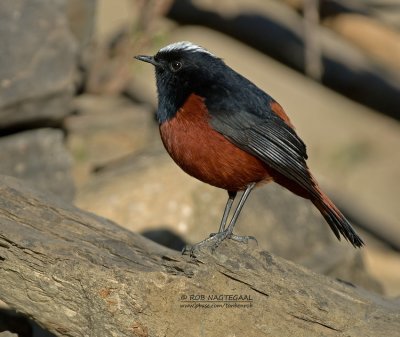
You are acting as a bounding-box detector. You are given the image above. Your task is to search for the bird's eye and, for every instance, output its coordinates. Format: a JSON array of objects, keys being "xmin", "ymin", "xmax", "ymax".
[{"xmin": 170, "ymin": 60, "xmax": 182, "ymax": 72}]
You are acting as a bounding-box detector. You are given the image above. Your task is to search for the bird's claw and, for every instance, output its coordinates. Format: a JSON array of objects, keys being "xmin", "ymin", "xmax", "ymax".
[
  {"xmin": 182, "ymin": 232, "xmax": 226, "ymax": 257},
  {"xmin": 182, "ymin": 231, "xmax": 257, "ymax": 257},
  {"xmin": 229, "ymin": 234, "xmax": 258, "ymax": 245}
]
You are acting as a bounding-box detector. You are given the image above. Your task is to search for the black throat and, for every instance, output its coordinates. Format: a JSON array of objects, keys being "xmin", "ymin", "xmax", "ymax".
[{"xmin": 155, "ymin": 69, "xmax": 192, "ymax": 124}]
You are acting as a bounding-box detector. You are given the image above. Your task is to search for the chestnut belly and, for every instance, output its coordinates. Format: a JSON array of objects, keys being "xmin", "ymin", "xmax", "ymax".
[{"xmin": 159, "ymin": 115, "xmax": 271, "ymax": 191}]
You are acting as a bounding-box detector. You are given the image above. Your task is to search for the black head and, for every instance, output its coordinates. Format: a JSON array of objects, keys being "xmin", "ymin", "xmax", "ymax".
[{"xmin": 135, "ymin": 41, "xmax": 227, "ymax": 123}]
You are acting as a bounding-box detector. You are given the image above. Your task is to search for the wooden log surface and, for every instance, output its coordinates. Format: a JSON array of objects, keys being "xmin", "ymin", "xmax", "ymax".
[{"xmin": 0, "ymin": 175, "xmax": 399, "ymax": 337}]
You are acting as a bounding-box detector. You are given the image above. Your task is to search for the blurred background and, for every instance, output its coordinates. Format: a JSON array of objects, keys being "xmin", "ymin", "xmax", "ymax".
[{"xmin": 0, "ymin": 0, "xmax": 399, "ymax": 304}]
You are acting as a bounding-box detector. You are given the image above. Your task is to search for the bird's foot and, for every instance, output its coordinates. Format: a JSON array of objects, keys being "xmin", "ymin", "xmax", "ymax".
[
  {"xmin": 182, "ymin": 231, "xmax": 229, "ymax": 257},
  {"xmin": 182, "ymin": 231, "xmax": 257, "ymax": 257},
  {"xmin": 230, "ymin": 233, "xmax": 258, "ymax": 245},
  {"xmin": 208, "ymin": 232, "xmax": 258, "ymax": 244}
]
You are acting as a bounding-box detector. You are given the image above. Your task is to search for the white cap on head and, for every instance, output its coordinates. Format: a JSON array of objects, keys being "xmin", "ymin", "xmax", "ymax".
[{"xmin": 158, "ymin": 41, "xmax": 216, "ymax": 57}]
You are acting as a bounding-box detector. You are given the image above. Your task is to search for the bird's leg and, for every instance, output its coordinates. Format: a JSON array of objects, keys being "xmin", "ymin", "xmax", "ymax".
[
  {"xmin": 207, "ymin": 190, "xmax": 236, "ymax": 238},
  {"xmin": 182, "ymin": 183, "xmax": 257, "ymax": 256},
  {"xmin": 215, "ymin": 191, "xmax": 237, "ymax": 234},
  {"xmin": 223, "ymin": 182, "xmax": 257, "ymax": 244}
]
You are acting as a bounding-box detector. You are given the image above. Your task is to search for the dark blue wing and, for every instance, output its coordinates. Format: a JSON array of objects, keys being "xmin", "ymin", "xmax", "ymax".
[{"xmin": 209, "ymin": 109, "xmax": 316, "ymax": 195}]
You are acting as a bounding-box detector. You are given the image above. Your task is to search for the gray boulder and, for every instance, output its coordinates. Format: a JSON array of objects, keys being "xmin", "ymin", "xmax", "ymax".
[
  {"xmin": 0, "ymin": 0, "xmax": 77, "ymax": 129},
  {"xmin": 0, "ymin": 129, "xmax": 74, "ymax": 201}
]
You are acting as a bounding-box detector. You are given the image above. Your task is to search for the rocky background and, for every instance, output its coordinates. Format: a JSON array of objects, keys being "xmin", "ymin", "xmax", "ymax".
[{"xmin": 0, "ymin": 0, "xmax": 400, "ymax": 336}]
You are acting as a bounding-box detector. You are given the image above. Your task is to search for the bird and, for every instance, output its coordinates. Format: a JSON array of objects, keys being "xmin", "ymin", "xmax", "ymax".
[{"xmin": 135, "ymin": 41, "xmax": 364, "ymax": 255}]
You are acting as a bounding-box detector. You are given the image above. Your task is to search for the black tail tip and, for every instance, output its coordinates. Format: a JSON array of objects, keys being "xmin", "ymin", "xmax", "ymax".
[
  {"xmin": 350, "ymin": 235, "xmax": 365, "ymax": 248},
  {"xmin": 334, "ymin": 230, "xmax": 365, "ymax": 248}
]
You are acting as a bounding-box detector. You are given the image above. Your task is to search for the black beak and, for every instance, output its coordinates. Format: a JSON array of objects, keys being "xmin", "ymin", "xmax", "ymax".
[{"xmin": 134, "ymin": 55, "xmax": 159, "ymax": 66}]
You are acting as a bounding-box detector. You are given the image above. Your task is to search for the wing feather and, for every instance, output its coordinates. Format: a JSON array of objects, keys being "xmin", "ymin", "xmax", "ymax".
[{"xmin": 210, "ymin": 110, "xmax": 316, "ymax": 194}]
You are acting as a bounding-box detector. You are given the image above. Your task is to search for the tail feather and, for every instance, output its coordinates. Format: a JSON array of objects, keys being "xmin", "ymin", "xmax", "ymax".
[{"xmin": 312, "ymin": 190, "xmax": 364, "ymax": 248}]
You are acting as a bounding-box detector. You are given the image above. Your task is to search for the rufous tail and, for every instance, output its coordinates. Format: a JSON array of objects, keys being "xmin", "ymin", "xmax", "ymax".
[{"xmin": 312, "ymin": 189, "xmax": 364, "ymax": 248}]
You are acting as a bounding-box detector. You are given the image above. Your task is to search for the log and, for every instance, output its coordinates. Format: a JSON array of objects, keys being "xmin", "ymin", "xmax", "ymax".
[{"xmin": 0, "ymin": 175, "xmax": 399, "ymax": 337}]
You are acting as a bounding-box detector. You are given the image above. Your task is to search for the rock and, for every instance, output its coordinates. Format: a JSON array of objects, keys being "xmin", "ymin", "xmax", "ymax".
[
  {"xmin": 65, "ymin": 94, "xmax": 157, "ymax": 186},
  {"xmin": 300, "ymin": 243, "xmax": 382, "ymax": 293},
  {"xmin": 76, "ymin": 148, "xmax": 204, "ymax": 236},
  {"xmin": 0, "ymin": 0, "xmax": 77, "ymax": 129},
  {"xmin": 0, "ymin": 129, "xmax": 74, "ymax": 201},
  {"xmin": 141, "ymin": 229, "xmax": 186, "ymax": 252},
  {"xmin": 0, "ymin": 332, "xmax": 18, "ymax": 337},
  {"xmin": 66, "ymin": 0, "xmax": 97, "ymax": 51},
  {"xmin": 0, "ymin": 310, "xmax": 32, "ymax": 337},
  {"xmin": 0, "ymin": 304, "xmax": 57, "ymax": 337},
  {"xmin": 362, "ymin": 237, "xmax": 400, "ymax": 297},
  {"xmin": 76, "ymin": 148, "xmax": 382, "ymax": 293},
  {"xmin": 0, "ymin": 174, "xmax": 399, "ymax": 337},
  {"xmin": 66, "ymin": 0, "xmax": 97, "ymax": 92}
]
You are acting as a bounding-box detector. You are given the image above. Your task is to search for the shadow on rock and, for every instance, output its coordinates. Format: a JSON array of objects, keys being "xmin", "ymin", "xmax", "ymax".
[{"xmin": 141, "ymin": 228, "xmax": 187, "ymax": 252}]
